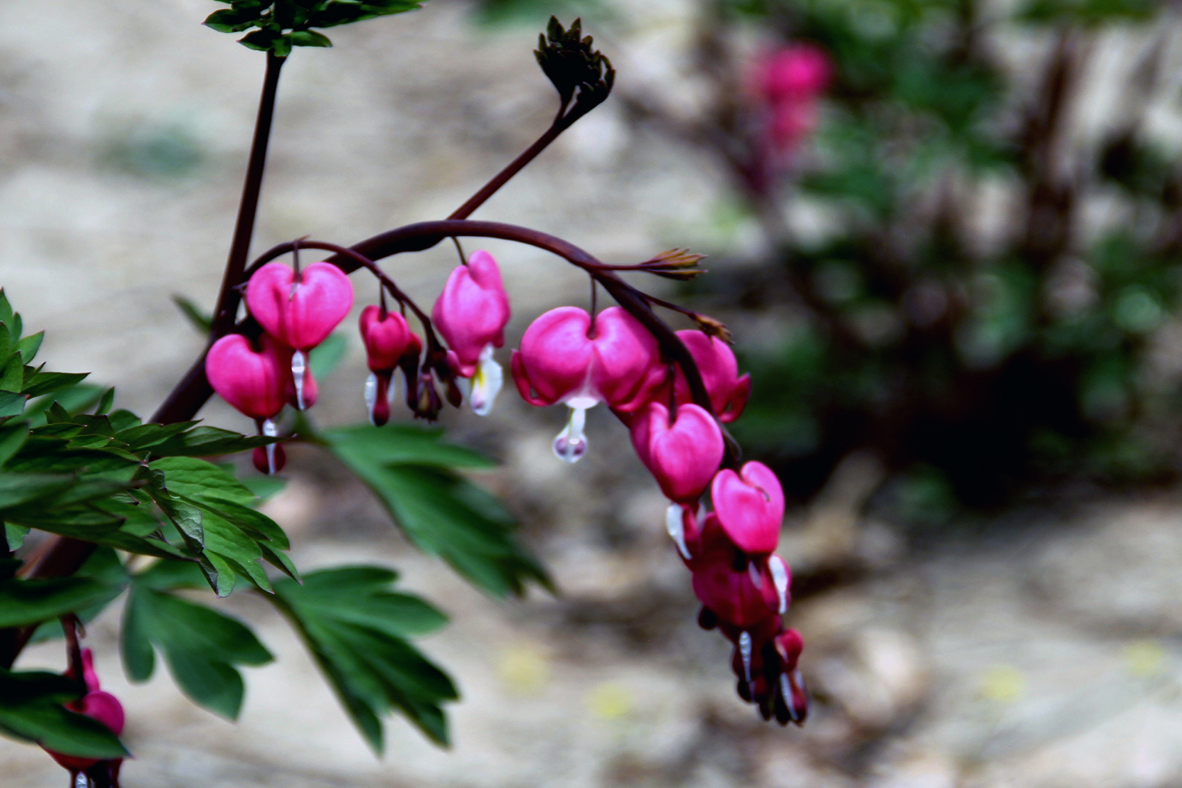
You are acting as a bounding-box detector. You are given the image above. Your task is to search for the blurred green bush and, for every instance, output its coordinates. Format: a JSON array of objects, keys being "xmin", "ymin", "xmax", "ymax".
[{"xmin": 475, "ymin": 0, "xmax": 1182, "ymax": 517}]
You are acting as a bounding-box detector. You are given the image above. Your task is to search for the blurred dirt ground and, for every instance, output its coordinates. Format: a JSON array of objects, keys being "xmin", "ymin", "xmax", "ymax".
[{"xmin": 4, "ymin": 1, "xmax": 1182, "ymax": 786}]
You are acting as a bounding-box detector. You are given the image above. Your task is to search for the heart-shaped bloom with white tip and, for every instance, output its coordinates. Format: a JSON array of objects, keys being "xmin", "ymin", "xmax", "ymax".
[{"xmin": 631, "ymin": 402, "xmax": 724, "ymax": 503}]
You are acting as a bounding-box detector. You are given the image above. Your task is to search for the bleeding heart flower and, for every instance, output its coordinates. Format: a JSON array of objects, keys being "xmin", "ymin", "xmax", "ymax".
[
  {"xmin": 355, "ymin": 308, "xmax": 416, "ymax": 426},
  {"xmin": 45, "ymin": 649, "xmax": 125, "ymax": 775},
  {"xmin": 246, "ymin": 261, "xmax": 353, "ymax": 410},
  {"xmin": 689, "ymin": 513, "xmax": 782, "ymax": 629},
  {"xmin": 511, "ymin": 306, "xmax": 664, "ymax": 462},
  {"xmin": 667, "ymin": 330, "xmax": 751, "ymax": 423},
  {"xmin": 206, "ymin": 334, "xmax": 288, "ymax": 422},
  {"xmin": 754, "ymin": 44, "xmax": 832, "ymax": 102},
  {"xmin": 711, "ymin": 461, "xmax": 784, "ymax": 556},
  {"xmin": 631, "ymin": 402, "xmax": 725, "ymax": 503},
  {"xmin": 246, "ymin": 261, "xmax": 354, "ymax": 350},
  {"xmin": 433, "ymin": 251, "xmax": 511, "ymax": 416},
  {"xmin": 359, "ymin": 305, "xmax": 412, "ymax": 373}
]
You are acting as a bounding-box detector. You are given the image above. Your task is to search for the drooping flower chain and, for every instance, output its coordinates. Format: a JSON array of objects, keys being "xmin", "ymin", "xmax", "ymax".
[{"xmin": 205, "ymin": 247, "xmax": 807, "ymax": 726}]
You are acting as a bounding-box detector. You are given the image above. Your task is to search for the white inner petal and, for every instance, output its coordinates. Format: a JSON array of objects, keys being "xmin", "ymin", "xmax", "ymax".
[
  {"xmin": 262, "ymin": 418, "xmax": 278, "ymax": 475},
  {"xmin": 665, "ymin": 503, "xmax": 691, "ymax": 559},
  {"xmin": 739, "ymin": 631, "xmax": 753, "ymax": 686},
  {"xmin": 291, "ymin": 349, "xmax": 307, "ymax": 410},
  {"xmin": 769, "ymin": 556, "xmax": 789, "ymax": 614},
  {"xmin": 469, "ymin": 344, "xmax": 503, "ymax": 417},
  {"xmin": 552, "ymin": 405, "xmax": 591, "ymax": 463},
  {"xmin": 364, "ymin": 372, "xmax": 379, "ymax": 425},
  {"xmin": 748, "ymin": 560, "xmax": 764, "ymax": 589},
  {"xmin": 780, "ymin": 673, "xmax": 797, "ymax": 721}
]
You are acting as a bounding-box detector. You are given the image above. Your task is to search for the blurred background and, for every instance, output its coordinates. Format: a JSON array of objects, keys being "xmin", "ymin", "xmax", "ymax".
[{"xmin": 5, "ymin": 0, "xmax": 1182, "ymax": 784}]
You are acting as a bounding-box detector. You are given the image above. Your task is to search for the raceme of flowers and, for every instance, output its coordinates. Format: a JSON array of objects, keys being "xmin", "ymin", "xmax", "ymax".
[{"xmin": 205, "ymin": 250, "xmax": 808, "ymax": 725}]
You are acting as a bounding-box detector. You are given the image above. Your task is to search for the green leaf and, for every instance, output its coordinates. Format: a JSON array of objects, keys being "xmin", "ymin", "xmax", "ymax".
[
  {"xmin": 16, "ymin": 332, "xmax": 43, "ymax": 364},
  {"xmin": 0, "ymin": 669, "xmax": 128, "ymax": 759},
  {"xmin": 152, "ymin": 456, "xmax": 257, "ymax": 507},
  {"xmin": 21, "ymin": 370, "xmax": 88, "ymax": 399},
  {"xmin": 4, "ymin": 524, "xmax": 28, "ymax": 551},
  {"xmin": 0, "ymin": 392, "xmax": 24, "ymax": 418},
  {"xmin": 309, "ymin": 332, "xmax": 347, "ymax": 379},
  {"xmin": 273, "ymin": 566, "xmax": 456, "ymax": 750},
  {"xmin": 27, "ymin": 548, "xmax": 130, "ymax": 644},
  {"xmin": 324, "ymin": 425, "xmax": 548, "ymax": 597},
  {"xmin": 290, "ymin": 29, "xmax": 333, "ymax": 47},
  {"xmin": 145, "ymin": 426, "xmax": 274, "ymax": 458},
  {"xmin": 171, "ymin": 295, "xmax": 213, "ymax": 334},
  {"xmin": 324, "ymin": 423, "xmax": 496, "ymax": 469},
  {"xmin": 0, "ymin": 575, "xmax": 122, "ymax": 628},
  {"xmin": 120, "ymin": 583, "xmax": 272, "ymax": 719},
  {"xmin": 94, "ymin": 388, "xmax": 115, "ymax": 416}
]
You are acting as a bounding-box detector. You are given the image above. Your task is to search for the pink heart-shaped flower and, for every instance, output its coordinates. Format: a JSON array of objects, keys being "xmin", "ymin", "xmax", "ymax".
[
  {"xmin": 511, "ymin": 306, "xmax": 661, "ymax": 409},
  {"xmin": 433, "ymin": 250, "xmax": 511, "ymax": 378},
  {"xmin": 246, "ymin": 261, "xmax": 353, "ymax": 350},
  {"xmin": 711, "ymin": 461, "xmax": 784, "ymax": 555},
  {"xmin": 359, "ymin": 305, "xmax": 411, "ymax": 373},
  {"xmin": 205, "ymin": 334, "xmax": 287, "ymax": 421},
  {"xmin": 631, "ymin": 402, "xmax": 724, "ymax": 502},
  {"xmin": 690, "ymin": 516, "xmax": 781, "ymax": 628}
]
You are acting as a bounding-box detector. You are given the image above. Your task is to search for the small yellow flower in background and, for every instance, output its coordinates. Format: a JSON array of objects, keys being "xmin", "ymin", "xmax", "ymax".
[
  {"xmin": 979, "ymin": 664, "xmax": 1025, "ymax": 703},
  {"xmin": 1124, "ymin": 640, "xmax": 1166, "ymax": 678},
  {"xmin": 497, "ymin": 643, "xmax": 550, "ymax": 696},
  {"xmin": 587, "ymin": 682, "xmax": 632, "ymax": 720}
]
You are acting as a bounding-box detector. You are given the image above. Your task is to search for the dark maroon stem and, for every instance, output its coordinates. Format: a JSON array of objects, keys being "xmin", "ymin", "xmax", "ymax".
[
  {"xmin": 211, "ymin": 52, "xmax": 286, "ymax": 336},
  {"xmin": 448, "ymin": 104, "xmax": 572, "ymax": 221}
]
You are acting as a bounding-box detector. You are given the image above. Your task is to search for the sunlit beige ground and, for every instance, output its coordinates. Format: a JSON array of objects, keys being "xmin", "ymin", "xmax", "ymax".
[{"xmin": 3, "ymin": 1, "xmax": 1182, "ymax": 786}]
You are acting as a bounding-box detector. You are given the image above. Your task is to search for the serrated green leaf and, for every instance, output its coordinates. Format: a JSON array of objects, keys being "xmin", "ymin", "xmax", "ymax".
[
  {"xmin": 16, "ymin": 332, "xmax": 43, "ymax": 364},
  {"xmin": 308, "ymin": 332, "xmax": 347, "ymax": 379},
  {"xmin": 0, "ymin": 575, "xmax": 122, "ymax": 628},
  {"xmin": 4, "ymin": 524, "xmax": 27, "ymax": 551},
  {"xmin": 120, "ymin": 585, "xmax": 272, "ymax": 719},
  {"xmin": 0, "ymin": 291, "xmax": 13, "ymax": 331},
  {"xmin": 27, "ymin": 548, "xmax": 129, "ymax": 645},
  {"xmin": 0, "ymin": 392, "xmax": 24, "ymax": 418},
  {"xmin": 290, "ymin": 29, "xmax": 333, "ymax": 47},
  {"xmin": 324, "ymin": 423, "xmax": 496, "ymax": 469},
  {"xmin": 21, "ymin": 370, "xmax": 89, "ymax": 399},
  {"xmin": 273, "ymin": 566, "xmax": 455, "ymax": 750},
  {"xmin": 152, "ymin": 456, "xmax": 257, "ymax": 507},
  {"xmin": 146, "ymin": 426, "xmax": 274, "ymax": 458},
  {"xmin": 325, "ymin": 426, "xmax": 548, "ymax": 596},
  {"xmin": 0, "ymin": 669, "xmax": 128, "ymax": 759},
  {"xmin": 94, "ymin": 388, "xmax": 115, "ymax": 416},
  {"xmin": 0, "ymin": 355, "xmax": 23, "ymax": 393}
]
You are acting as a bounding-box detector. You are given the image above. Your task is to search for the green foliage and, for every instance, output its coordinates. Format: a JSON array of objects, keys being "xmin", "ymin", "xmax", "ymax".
[
  {"xmin": 0, "ymin": 291, "xmax": 291, "ymax": 596},
  {"xmin": 0, "ymin": 670, "xmax": 129, "ymax": 759},
  {"xmin": 323, "ymin": 424, "xmax": 549, "ymax": 597},
  {"xmin": 121, "ymin": 561, "xmax": 273, "ymax": 720},
  {"xmin": 272, "ymin": 566, "xmax": 456, "ymax": 750},
  {"xmin": 204, "ymin": 0, "xmax": 426, "ymax": 56}
]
